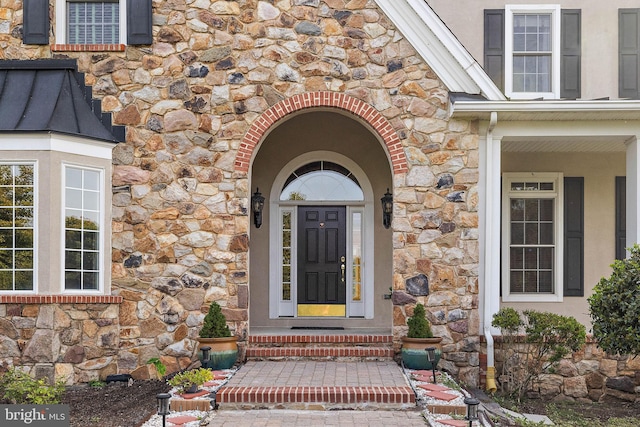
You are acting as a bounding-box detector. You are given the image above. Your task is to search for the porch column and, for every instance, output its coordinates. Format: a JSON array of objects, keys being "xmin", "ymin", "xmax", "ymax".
[
  {"xmin": 626, "ymin": 137, "xmax": 640, "ymax": 251},
  {"xmin": 478, "ymin": 118, "xmax": 501, "ymax": 330}
]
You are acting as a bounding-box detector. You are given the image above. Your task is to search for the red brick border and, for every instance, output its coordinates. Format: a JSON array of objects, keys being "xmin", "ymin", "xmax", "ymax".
[
  {"xmin": 0, "ymin": 295, "xmax": 123, "ymax": 304},
  {"xmin": 246, "ymin": 347, "xmax": 394, "ymax": 358},
  {"xmin": 249, "ymin": 334, "xmax": 393, "ymax": 344},
  {"xmin": 234, "ymin": 91, "xmax": 408, "ymax": 174},
  {"xmin": 51, "ymin": 44, "xmax": 126, "ymax": 52}
]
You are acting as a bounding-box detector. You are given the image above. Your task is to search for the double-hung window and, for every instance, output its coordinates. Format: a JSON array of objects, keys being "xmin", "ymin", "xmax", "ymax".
[
  {"xmin": 505, "ymin": 5, "xmax": 560, "ymax": 99},
  {"xmin": 485, "ymin": 6, "xmax": 580, "ymax": 99},
  {"xmin": 55, "ymin": 0, "xmax": 127, "ymax": 45},
  {"xmin": 502, "ymin": 173, "xmax": 563, "ymax": 302}
]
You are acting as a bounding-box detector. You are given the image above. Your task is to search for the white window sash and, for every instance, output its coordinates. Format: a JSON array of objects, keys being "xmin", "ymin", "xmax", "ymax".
[
  {"xmin": 56, "ymin": 0, "xmax": 126, "ymax": 44},
  {"xmin": 505, "ymin": 4, "xmax": 561, "ymax": 99}
]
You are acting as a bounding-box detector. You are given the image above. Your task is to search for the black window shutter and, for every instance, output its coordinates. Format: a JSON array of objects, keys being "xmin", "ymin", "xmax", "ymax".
[
  {"xmin": 23, "ymin": 0, "xmax": 49, "ymax": 45},
  {"xmin": 561, "ymin": 10, "xmax": 581, "ymax": 99},
  {"xmin": 619, "ymin": 9, "xmax": 640, "ymax": 99},
  {"xmin": 127, "ymin": 0, "xmax": 153, "ymax": 45},
  {"xmin": 615, "ymin": 176, "xmax": 627, "ymax": 260},
  {"xmin": 564, "ymin": 177, "xmax": 584, "ymax": 297},
  {"xmin": 484, "ymin": 9, "xmax": 505, "ymax": 91}
]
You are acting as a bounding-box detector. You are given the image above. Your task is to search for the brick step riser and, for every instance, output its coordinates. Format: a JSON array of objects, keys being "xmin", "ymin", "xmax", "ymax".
[
  {"xmin": 248, "ymin": 335, "xmax": 393, "ymax": 345},
  {"xmin": 246, "ymin": 347, "xmax": 394, "ymax": 359}
]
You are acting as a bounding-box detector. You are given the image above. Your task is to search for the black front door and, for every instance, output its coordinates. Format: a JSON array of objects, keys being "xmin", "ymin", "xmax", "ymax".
[{"xmin": 297, "ymin": 206, "xmax": 346, "ymax": 316}]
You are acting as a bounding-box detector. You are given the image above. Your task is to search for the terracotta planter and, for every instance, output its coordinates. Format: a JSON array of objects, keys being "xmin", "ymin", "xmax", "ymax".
[
  {"xmin": 401, "ymin": 336, "xmax": 443, "ymax": 370},
  {"xmin": 197, "ymin": 336, "xmax": 238, "ymax": 370}
]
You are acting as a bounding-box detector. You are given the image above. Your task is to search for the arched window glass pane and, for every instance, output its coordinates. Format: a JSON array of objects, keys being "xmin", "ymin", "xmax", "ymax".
[{"xmin": 281, "ymin": 162, "xmax": 363, "ymax": 201}]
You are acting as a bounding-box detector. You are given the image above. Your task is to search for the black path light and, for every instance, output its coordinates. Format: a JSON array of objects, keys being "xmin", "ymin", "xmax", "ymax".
[
  {"xmin": 425, "ymin": 346, "xmax": 437, "ymax": 384},
  {"xmin": 464, "ymin": 396, "xmax": 480, "ymax": 426},
  {"xmin": 200, "ymin": 346, "xmax": 211, "ymax": 369},
  {"xmin": 156, "ymin": 393, "xmax": 171, "ymax": 427},
  {"xmin": 381, "ymin": 188, "xmax": 393, "ymax": 228},
  {"xmin": 252, "ymin": 188, "xmax": 265, "ymax": 228}
]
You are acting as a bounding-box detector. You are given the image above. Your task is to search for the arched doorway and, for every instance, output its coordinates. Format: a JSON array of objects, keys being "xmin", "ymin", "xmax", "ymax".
[{"xmin": 249, "ymin": 111, "xmax": 394, "ymax": 329}]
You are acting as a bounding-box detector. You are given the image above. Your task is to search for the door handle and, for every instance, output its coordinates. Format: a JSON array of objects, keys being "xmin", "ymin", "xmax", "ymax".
[{"xmin": 341, "ymin": 256, "xmax": 345, "ymax": 283}]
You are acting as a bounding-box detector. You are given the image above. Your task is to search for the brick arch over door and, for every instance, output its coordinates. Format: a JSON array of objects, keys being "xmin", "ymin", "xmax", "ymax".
[{"xmin": 234, "ymin": 91, "xmax": 408, "ymax": 174}]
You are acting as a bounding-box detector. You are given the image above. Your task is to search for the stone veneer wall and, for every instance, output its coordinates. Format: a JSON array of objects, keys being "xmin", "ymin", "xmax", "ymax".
[
  {"xmin": 0, "ymin": 1, "xmax": 480, "ymax": 384},
  {"xmin": 485, "ymin": 337, "xmax": 640, "ymax": 403}
]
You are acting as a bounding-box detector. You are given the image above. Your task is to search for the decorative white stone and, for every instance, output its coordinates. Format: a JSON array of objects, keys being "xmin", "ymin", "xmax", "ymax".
[{"xmin": 258, "ymin": 1, "xmax": 281, "ymax": 20}]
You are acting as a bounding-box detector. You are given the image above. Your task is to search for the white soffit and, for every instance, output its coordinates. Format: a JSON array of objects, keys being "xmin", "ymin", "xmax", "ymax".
[
  {"xmin": 375, "ymin": 0, "xmax": 505, "ymax": 101},
  {"xmin": 502, "ymin": 137, "xmax": 628, "ymax": 153}
]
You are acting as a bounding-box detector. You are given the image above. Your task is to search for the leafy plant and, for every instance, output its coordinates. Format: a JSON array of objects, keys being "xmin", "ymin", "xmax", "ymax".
[
  {"xmin": 589, "ymin": 244, "xmax": 640, "ymax": 356},
  {"xmin": 146, "ymin": 357, "xmax": 166, "ymax": 377},
  {"xmin": 0, "ymin": 368, "xmax": 65, "ymax": 404},
  {"xmin": 199, "ymin": 301, "xmax": 231, "ymax": 338},
  {"xmin": 168, "ymin": 368, "xmax": 213, "ymax": 394},
  {"xmin": 89, "ymin": 380, "xmax": 106, "ymax": 388},
  {"xmin": 406, "ymin": 303, "xmax": 433, "ymax": 338},
  {"xmin": 491, "ymin": 308, "xmax": 586, "ymax": 401}
]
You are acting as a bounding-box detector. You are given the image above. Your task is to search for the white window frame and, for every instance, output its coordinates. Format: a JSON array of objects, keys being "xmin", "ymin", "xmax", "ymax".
[
  {"xmin": 502, "ymin": 172, "xmax": 563, "ymax": 302},
  {"xmin": 55, "ymin": 0, "xmax": 127, "ymax": 45},
  {"xmin": 61, "ymin": 163, "xmax": 106, "ymax": 294},
  {"xmin": 0, "ymin": 134, "xmax": 112, "ymax": 295},
  {"xmin": 0, "ymin": 161, "xmax": 38, "ymax": 294},
  {"xmin": 505, "ymin": 4, "xmax": 561, "ymax": 100}
]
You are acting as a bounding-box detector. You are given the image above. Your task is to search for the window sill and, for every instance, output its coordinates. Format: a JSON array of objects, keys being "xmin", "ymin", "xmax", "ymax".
[
  {"xmin": 0, "ymin": 295, "xmax": 123, "ymax": 304},
  {"xmin": 51, "ymin": 44, "xmax": 126, "ymax": 52}
]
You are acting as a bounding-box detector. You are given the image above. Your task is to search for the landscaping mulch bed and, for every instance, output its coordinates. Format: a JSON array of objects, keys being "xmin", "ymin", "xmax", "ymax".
[{"xmin": 63, "ymin": 379, "xmax": 171, "ymax": 427}]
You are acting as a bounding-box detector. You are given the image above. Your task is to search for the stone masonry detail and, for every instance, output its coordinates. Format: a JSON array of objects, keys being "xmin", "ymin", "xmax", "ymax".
[{"xmin": 0, "ymin": 1, "xmax": 480, "ymax": 384}]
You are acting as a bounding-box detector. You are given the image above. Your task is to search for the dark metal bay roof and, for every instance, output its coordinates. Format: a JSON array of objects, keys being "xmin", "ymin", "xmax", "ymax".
[{"xmin": 0, "ymin": 59, "xmax": 124, "ymax": 143}]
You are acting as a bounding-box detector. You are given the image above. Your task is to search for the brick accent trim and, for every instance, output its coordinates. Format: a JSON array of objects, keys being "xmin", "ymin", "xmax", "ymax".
[
  {"xmin": 0, "ymin": 295, "xmax": 123, "ymax": 304},
  {"xmin": 246, "ymin": 347, "xmax": 394, "ymax": 358},
  {"xmin": 51, "ymin": 44, "xmax": 126, "ymax": 52},
  {"xmin": 249, "ymin": 334, "xmax": 393, "ymax": 344},
  {"xmin": 234, "ymin": 91, "xmax": 408, "ymax": 174},
  {"xmin": 217, "ymin": 385, "xmax": 415, "ymax": 404}
]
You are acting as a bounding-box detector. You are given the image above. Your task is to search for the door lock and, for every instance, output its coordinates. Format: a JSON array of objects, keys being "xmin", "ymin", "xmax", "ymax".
[{"xmin": 341, "ymin": 256, "xmax": 346, "ymax": 283}]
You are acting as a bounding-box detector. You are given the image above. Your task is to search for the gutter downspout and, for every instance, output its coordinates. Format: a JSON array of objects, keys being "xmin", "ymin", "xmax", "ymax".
[{"xmin": 484, "ymin": 111, "xmax": 498, "ymax": 393}]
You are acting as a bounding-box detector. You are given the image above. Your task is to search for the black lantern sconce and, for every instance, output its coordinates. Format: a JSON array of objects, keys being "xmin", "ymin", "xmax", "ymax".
[
  {"xmin": 381, "ymin": 188, "xmax": 393, "ymax": 229},
  {"xmin": 464, "ymin": 396, "xmax": 480, "ymax": 427},
  {"xmin": 425, "ymin": 346, "xmax": 437, "ymax": 384},
  {"xmin": 156, "ymin": 393, "xmax": 171, "ymax": 427},
  {"xmin": 252, "ymin": 188, "xmax": 265, "ymax": 228},
  {"xmin": 200, "ymin": 346, "xmax": 211, "ymax": 370}
]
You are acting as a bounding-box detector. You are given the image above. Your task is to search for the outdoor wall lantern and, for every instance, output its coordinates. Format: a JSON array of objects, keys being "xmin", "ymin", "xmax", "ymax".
[
  {"xmin": 200, "ymin": 346, "xmax": 211, "ymax": 370},
  {"xmin": 156, "ymin": 393, "xmax": 171, "ymax": 427},
  {"xmin": 464, "ymin": 396, "xmax": 480, "ymax": 427},
  {"xmin": 381, "ymin": 188, "xmax": 393, "ymax": 229},
  {"xmin": 252, "ymin": 188, "xmax": 265, "ymax": 228},
  {"xmin": 425, "ymin": 346, "xmax": 437, "ymax": 384}
]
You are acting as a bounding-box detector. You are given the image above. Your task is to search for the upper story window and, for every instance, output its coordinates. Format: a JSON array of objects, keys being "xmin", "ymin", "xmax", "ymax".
[
  {"xmin": 505, "ymin": 5, "xmax": 560, "ymax": 99},
  {"xmin": 67, "ymin": 1, "xmax": 120, "ymax": 45},
  {"xmin": 502, "ymin": 173, "xmax": 564, "ymax": 302},
  {"xmin": 484, "ymin": 6, "xmax": 580, "ymax": 100}
]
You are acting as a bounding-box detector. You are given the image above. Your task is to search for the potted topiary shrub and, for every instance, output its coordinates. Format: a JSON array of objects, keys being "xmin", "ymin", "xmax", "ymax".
[
  {"xmin": 197, "ymin": 301, "xmax": 238, "ymax": 370},
  {"xmin": 401, "ymin": 303, "xmax": 443, "ymax": 370},
  {"xmin": 168, "ymin": 368, "xmax": 213, "ymax": 394}
]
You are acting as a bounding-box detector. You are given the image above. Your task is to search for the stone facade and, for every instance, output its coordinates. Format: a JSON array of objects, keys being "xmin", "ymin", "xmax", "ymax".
[
  {"xmin": 489, "ymin": 338, "xmax": 640, "ymax": 402},
  {"xmin": 0, "ymin": 1, "xmax": 480, "ymax": 384}
]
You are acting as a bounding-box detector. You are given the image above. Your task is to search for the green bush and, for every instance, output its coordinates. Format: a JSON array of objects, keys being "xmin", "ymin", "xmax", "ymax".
[
  {"xmin": 199, "ymin": 301, "xmax": 231, "ymax": 338},
  {"xmin": 491, "ymin": 308, "xmax": 586, "ymax": 401},
  {"xmin": 406, "ymin": 303, "xmax": 433, "ymax": 338},
  {"xmin": 589, "ymin": 244, "xmax": 640, "ymax": 356},
  {"xmin": 168, "ymin": 368, "xmax": 213, "ymax": 394},
  {"xmin": 0, "ymin": 368, "xmax": 65, "ymax": 404}
]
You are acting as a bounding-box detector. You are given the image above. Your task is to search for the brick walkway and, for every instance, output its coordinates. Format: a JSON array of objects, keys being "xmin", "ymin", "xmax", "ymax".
[
  {"xmin": 216, "ymin": 360, "xmax": 417, "ymax": 411},
  {"xmin": 206, "ymin": 409, "xmax": 428, "ymax": 426}
]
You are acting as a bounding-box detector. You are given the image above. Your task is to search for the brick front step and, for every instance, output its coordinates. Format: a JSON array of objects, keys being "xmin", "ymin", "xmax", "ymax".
[
  {"xmin": 217, "ymin": 385, "xmax": 415, "ymax": 410},
  {"xmin": 246, "ymin": 334, "xmax": 395, "ymax": 361}
]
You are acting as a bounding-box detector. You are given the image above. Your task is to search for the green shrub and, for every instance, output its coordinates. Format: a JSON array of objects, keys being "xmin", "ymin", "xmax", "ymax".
[
  {"xmin": 0, "ymin": 368, "xmax": 65, "ymax": 404},
  {"xmin": 199, "ymin": 301, "xmax": 231, "ymax": 338},
  {"xmin": 491, "ymin": 309, "xmax": 586, "ymax": 401},
  {"xmin": 406, "ymin": 303, "xmax": 433, "ymax": 338},
  {"xmin": 168, "ymin": 368, "xmax": 213, "ymax": 394},
  {"xmin": 589, "ymin": 244, "xmax": 640, "ymax": 356}
]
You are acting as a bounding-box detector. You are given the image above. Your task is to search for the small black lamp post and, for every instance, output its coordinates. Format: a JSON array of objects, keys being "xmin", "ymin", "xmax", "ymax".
[
  {"xmin": 381, "ymin": 188, "xmax": 393, "ymax": 229},
  {"xmin": 425, "ymin": 346, "xmax": 437, "ymax": 384},
  {"xmin": 156, "ymin": 393, "xmax": 171, "ymax": 427},
  {"xmin": 200, "ymin": 346, "xmax": 211, "ymax": 369},
  {"xmin": 252, "ymin": 188, "xmax": 265, "ymax": 228},
  {"xmin": 464, "ymin": 396, "xmax": 480, "ymax": 427}
]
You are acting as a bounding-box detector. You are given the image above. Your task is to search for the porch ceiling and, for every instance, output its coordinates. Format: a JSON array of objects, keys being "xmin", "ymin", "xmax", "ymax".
[{"xmin": 502, "ymin": 136, "xmax": 628, "ymax": 152}]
